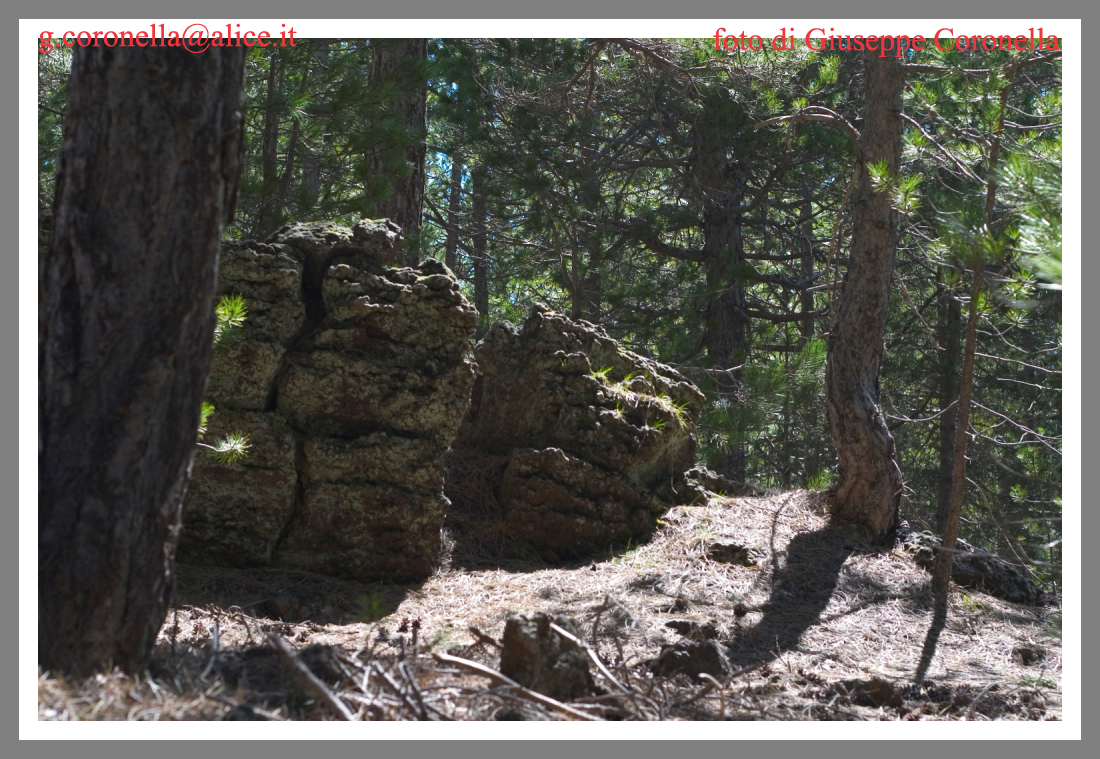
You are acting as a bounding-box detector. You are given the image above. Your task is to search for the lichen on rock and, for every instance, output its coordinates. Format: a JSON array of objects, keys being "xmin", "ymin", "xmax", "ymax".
[
  {"xmin": 179, "ymin": 219, "xmax": 478, "ymax": 582},
  {"xmin": 447, "ymin": 305, "xmax": 708, "ymax": 561}
]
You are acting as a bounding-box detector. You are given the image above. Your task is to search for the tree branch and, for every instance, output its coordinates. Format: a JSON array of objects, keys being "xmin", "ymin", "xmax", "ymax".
[
  {"xmin": 901, "ymin": 113, "xmax": 986, "ymax": 186},
  {"xmin": 755, "ymin": 106, "xmax": 861, "ymax": 147}
]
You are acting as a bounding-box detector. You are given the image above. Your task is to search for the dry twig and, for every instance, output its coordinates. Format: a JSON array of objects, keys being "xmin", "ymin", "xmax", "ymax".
[
  {"xmin": 433, "ymin": 652, "xmax": 601, "ymax": 721},
  {"xmin": 268, "ymin": 634, "xmax": 355, "ymax": 721}
]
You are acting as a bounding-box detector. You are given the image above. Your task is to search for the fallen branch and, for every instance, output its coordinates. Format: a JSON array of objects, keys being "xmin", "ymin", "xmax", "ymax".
[
  {"xmin": 698, "ymin": 673, "xmax": 726, "ymax": 720},
  {"xmin": 548, "ymin": 621, "xmax": 631, "ymax": 694},
  {"xmin": 268, "ymin": 634, "xmax": 355, "ymax": 721},
  {"xmin": 372, "ymin": 660, "xmax": 431, "ymax": 719},
  {"xmin": 670, "ymin": 677, "xmax": 715, "ymax": 709},
  {"xmin": 469, "ymin": 625, "xmax": 503, "ymax": 650},
  {"xmin": 199, "ymin": 622, "xmax": 220, "ymax": 682},
  {"xmin": 433, "ymin": 652, "xmax": 601, "ymax": 721}
]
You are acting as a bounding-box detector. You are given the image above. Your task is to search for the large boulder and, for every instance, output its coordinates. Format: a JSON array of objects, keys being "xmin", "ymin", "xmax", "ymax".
[
  {"xmin": 448, "ymin": 306, "xmax": 706, "ymax": 560},
  {"xmin": 179, "ymin": 220, "xmax": 479, "ymax": 582}
]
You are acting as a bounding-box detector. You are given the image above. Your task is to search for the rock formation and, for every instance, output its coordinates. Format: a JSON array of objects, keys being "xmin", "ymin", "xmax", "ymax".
[
  {"xmin": 447, "ymin": 306, "xmax": 707, "ymax": 561},
  {"xmin": 899, "ymin": 527, "xmax": 1044, "ymax": 606},
  {"xmin": 179, "ymin": 220, "xmax": 479, "ymax": 582}
]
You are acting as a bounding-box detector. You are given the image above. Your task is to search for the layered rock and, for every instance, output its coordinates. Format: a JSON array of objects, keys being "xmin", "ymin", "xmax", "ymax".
[
  {"xmin": 448, "ymin": 306, "xmax": 706, "ymax": 560},
  {"xmin": 179, "ymin": 220, "xmax": 478, "ymax": 581}
]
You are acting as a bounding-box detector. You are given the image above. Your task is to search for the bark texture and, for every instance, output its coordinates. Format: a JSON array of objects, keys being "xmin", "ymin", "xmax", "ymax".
[
  {"xmin": 471, "ymin": 166, "xmax": 489, "ymax": 339},
  {"xmin": 39, "ymin": 47, "xmax": 245, "ymax": 674},
  {"xmin": 694, "ymin": 100, "xmax": 750, "ymax": 481},
  {"xmin": 935, "ymin": 281, "xmax": 962, "ymax": 532},
  {"xmin": 823, "ymin": 54, "xmax": 905, "ymax": 537},
  {"xmin": 444, "ymin": 149, "xmax": 463, "ymax": 273},
  {"xmin": 366, "ymin": 39, "xmax": 428, "ymax": 266},
  {"xmin": 257, "ymin": 51, "xmax": 286, "ymax": 238}
]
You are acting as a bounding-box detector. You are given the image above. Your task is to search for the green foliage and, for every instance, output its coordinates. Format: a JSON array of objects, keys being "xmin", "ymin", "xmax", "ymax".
[
  {"xmin": 1018, "ymin": 676, "xmax": 1057, "ymax": 689},
  {"xmin": 197, "ymin": 399, "xmax": 251, "ymax": 464},
  {"xmin": 198, "ymin": 401, "xmax": 216, "ymax": 438},
  {"xmin": 356, "ymin": 592, "xmax": 388, "ymax": 622},
  {"xmin": 893, "ymin": 174, "xmax": 922, "ymax": 215},
  {"xmin": 39, "ymin": 39, "xmax": 1061, "ymax": 589},
  {"xmin": 213, "ymin": 293, "xmax": 248, "ymax": 346},
  {"xmin": 806, "ymin": 468, "xmax": 834, "ymax": 490},
  {"xmin": 884, "ymin": 47, "xmax": 1061, "ymax": 584},
  {"xmin": 199, "ymin": 430, "xmax": 251, "ymax": 465},
  {"xmin": 38, "ymin": 46, "xmax": 71, "ymax": 204},
  {"xmin": 198, "ymin": 295, "xmax": 251, "ymax": 464},
  {"xmin": 997, "ymin": 152, "xmax": 1062, "ymax": 287},
  {"xmin": 867, "ymin": 159, "xmax": 892, "ymax": 193}
]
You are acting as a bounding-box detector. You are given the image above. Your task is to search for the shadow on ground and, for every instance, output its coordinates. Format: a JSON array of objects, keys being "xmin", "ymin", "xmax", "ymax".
[
  {"xmin": 726, "ymin": 524, "xmax": 888, "ymax": 669},
  {"xmin": 172, "ymin": 563, "xmax": 416, "ymax": 626}
]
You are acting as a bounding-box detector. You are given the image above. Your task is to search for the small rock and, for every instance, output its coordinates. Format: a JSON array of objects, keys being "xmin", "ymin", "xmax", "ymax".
[
  {"xmin": 263, "ymin": 595, "xmax": 302, "ymax": 621},
  {"xmin": 836, "ymin": 677, "xmax": 903, "ymax": 708},
  {"xmin": 706, "ymin": 542, "xmax": 757, "ymax": 566},
  {"xmin": 499, "ymin": 613, "xmax": 592, "ymax": 701},
  {"xmin": 647, "ymin": 640, "xmax": 731, "ymax": 679},
  {"xmin": 665, "ymin": 619, "xmax": 719, "ymax": 640},
  {"xmin": 1013, "ymin": 645, "xmax": 1046, "ymax": 665},
  {"xmin": 222, "ymin": 704, "xmax": 268, "ymax": 721}
]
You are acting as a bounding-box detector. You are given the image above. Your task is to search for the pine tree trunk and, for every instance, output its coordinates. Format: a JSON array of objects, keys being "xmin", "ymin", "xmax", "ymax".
[
  {"xmin": 275, "ymin": 56, "xmax": 314, "ymax": 224},
  {"xmin": 824, "ymin": 54, "xmax": 905, "ymax": 537},
  {"xmin": 799, "ymin": 195, "xmax": 816, "ymax": 340},
  {"xmin": 38, "ymin": 47, "xmax": 245, "ymax": 675},
  {"xmin": 471, "ymin": 166, "xmax": 489, "ymax": 339},
  {"xmin": 692, "ymin": 113, "xmax": 749, "ymax": 480},
  {"xmin": 444, "ymin": 149, "xmax": 463, "ymax": 273},
  {"xmin": 577, "ymin": 150, "xmax": 603, "ymax": 323},
  {"xmin": 932, "ymin": 59, "xmax": 1017, "ymax": 600},
  {"xmin": 701, "ymin": 192, "xmax": 749, "ymax": 481},
  {"xmin": 257, "ymin": 51, "xmax": 285, "ymax": 238},
  {"xmin": 366, "ymin": 39, "xmax": 428, "ymax": 266},
  {"xmin": 936, "ymin": 279, "xmax": 962, "ymax": 531}
]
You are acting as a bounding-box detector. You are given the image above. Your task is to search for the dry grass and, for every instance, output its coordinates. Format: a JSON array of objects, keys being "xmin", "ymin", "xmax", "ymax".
[{"xmin": 38, "ymin": 491, "xmax": 1062, "ymax": 722}]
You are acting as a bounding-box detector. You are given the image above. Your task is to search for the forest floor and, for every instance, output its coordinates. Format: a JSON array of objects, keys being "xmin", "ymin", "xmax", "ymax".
[{"xmin": 38, "ymin": 490, "xmax": 1062, "ymax": 722}]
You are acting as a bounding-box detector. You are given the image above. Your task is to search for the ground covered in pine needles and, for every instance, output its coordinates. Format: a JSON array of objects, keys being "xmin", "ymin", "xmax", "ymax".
[{"xmin": 38, "ymin": 490, "xmax": 1062, "ymax": 722}]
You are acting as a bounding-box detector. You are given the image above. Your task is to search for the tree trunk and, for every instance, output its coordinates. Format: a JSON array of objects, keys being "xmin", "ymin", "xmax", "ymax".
[
  {"xmin": 257, "ymin": 51, "xmax": 285, "ymax": 238},
  {"xmin": 576, "ymin": 145, "xmax": 603, "ymax": 323},
  {"xmin": 444, "ymin": 148, "xmax": 463, "ymax": 273},
  {"xmin": 935, "ymin": 278, "xmax": 962, "ymax": 531},
  {"xmin": 799, "ymin": 195, "xmax": 816, "ymax": 341},
  {"xmin": 38, "ymin": 47, "xmax": 245, "ymax": 675},
  {"xmin": 570, "ymin": 230, "xmax": 585, "ymax": 321},
  {"xmin": 824, "ymin": 54, "xmax": 905, "ymax": 537},
  {"xmin": 701, "ymin": 186, "xmax": 749, "ymax": 480},
  {"xmin": 274, "ymin": 55, "xmax": 314, "ymax": 225},
  {"xmin": 366, "ymin": 39, "xmax": 428, "ymax": 266},
  {"xmin": 932, "ymin": 59, "xmax": 1017, "ymax": 601},
  {"xmin": 692, "ymin": 109, "xmax": 749, "ymax": 480},
  {"xmin": 471, "ymin": 166, "xmax": 489, "ymax": 339}
]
